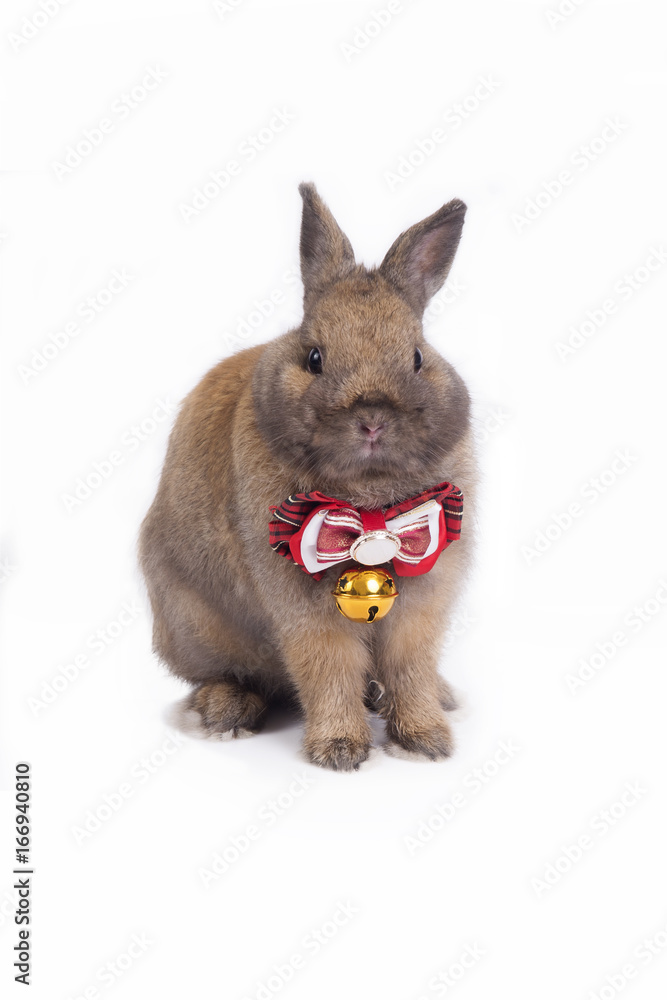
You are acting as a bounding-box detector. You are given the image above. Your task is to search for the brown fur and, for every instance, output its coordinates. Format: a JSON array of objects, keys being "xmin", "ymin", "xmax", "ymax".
[{"xmin": 139, "ymin": 183, "xmax": 477, "ymax": 770}]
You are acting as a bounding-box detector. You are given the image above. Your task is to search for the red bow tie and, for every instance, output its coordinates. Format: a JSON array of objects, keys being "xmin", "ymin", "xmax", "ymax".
[{"xmin": 269, "ymin": 481, "xmax": 463, "ymax": 579}]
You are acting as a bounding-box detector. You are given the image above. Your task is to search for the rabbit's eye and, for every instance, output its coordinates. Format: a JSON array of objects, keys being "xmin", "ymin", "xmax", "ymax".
[
  {"xmin": 307, "ymin": 347, "xmax": 323, "ymax": 375},
  {"xmin": 414, "ymin": 348, "xmax": 423, "ymax": 372}
]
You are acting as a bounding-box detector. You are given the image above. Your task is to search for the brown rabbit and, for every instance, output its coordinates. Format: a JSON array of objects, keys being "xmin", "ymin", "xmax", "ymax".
[{"xmin": 139, "ymin": 183, "xmax": 476, "ymax": 770}]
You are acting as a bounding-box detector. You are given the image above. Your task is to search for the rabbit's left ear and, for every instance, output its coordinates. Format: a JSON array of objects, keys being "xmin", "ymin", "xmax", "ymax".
[
  {"xmin": 299, "ymin": 182, "xmax": 356, "ymax": 306},
  {"xmin": 379, "ymin": 199, "xmax": 466, "ymax": 317}
]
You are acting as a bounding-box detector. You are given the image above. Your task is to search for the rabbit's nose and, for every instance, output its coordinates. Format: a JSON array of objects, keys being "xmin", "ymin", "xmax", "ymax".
[{"xmin": 359, "ymin": 421, "xmax": 385, "ymax": 442}]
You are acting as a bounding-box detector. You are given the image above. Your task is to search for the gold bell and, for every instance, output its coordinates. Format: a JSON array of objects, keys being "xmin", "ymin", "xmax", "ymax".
[{"xmin": 332, "ymin": 566, "xmax": 398, "ymax": 623}]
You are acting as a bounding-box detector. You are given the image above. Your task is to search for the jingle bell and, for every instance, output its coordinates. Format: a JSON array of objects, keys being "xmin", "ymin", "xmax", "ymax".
[{"xmin": 332, "ymin": 566, "xmax": 398, "ymax": 623}]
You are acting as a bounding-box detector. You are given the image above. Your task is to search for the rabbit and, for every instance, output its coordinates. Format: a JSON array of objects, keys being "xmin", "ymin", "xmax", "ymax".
[{"xmin": 139, "ymin": 182, "xmax": 476, "ymax": 771}]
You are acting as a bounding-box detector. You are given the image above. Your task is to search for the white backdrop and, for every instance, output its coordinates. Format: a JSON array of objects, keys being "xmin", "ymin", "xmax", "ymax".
[{"xmin": 2, "ymin": 1, "xmax": 667, "ymax": 998}]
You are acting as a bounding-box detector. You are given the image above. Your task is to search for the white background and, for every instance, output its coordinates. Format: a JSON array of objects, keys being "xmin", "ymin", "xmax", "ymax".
[{"xmin": 2, "ymin": 1, "xmax": 667, "ymax": 998}]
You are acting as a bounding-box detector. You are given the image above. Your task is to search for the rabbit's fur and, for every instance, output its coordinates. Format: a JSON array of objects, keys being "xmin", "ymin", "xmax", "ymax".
[{"xmin": 139, "ymin": 183, "xmax": 476, "ymax": 770}]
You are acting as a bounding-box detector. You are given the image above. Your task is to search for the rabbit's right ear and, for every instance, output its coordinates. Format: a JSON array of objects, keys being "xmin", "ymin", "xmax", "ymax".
[
  {"xmin": 379, "ymin": 199, "xmax": 466, "ymax": 318},
  {"xmin": 299, "ymin": 183, "xmax": 356, "ymax": 306}
]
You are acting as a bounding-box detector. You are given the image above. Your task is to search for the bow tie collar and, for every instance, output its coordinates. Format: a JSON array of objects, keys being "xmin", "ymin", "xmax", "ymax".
[{"xmin": 269, "ymin": 481, "xmax": 463, "ymax": 580}]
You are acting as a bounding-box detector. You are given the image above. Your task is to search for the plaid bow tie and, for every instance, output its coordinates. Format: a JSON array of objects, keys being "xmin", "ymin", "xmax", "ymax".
[{"xmin": 269, "ymin": 481, "xmax": 463, "ymax": 580}]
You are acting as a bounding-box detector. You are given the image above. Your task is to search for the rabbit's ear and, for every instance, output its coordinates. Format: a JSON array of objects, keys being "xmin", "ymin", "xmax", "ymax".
[
  {"xmin": 379, "ymin": 199, "xmax": 466, "ymax": 317},
  {"xmin": 299, "ymin": 182, "xmax": 356, "ymax": 305}
]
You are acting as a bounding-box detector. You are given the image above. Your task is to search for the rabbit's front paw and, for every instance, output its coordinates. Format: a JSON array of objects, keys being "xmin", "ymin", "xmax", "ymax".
[
  {"xmin": 386, "ymin": 714, "xmax": 455, "ymax": 760},
  {"xmin": 186, "ymin": 680, "xmax": 267, "ymax": 739},
  {"xmin": 304, "ymin": 728, "xmax": 371, "ymax": 771}
]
